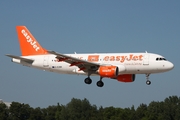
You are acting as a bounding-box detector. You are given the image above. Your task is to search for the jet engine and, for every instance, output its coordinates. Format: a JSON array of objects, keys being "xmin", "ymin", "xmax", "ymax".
[
  {"xmin": 98, "ymin": 66, "xmax": 119, "ymax": 78},
  {"xmin": 116, "ymin": 74, "xmax": 135, "ymax": 82}
]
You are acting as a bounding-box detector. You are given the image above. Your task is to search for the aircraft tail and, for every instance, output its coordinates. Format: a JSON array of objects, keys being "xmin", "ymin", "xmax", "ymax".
[{"xmin": 16, "ymin": 26, "xmax": 47, "ymax": 56}]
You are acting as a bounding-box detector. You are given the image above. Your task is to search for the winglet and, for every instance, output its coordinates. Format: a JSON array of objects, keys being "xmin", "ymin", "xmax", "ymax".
[{"xmin": 16, "ymin": 26, "xmax": 47, "ymax": 56}]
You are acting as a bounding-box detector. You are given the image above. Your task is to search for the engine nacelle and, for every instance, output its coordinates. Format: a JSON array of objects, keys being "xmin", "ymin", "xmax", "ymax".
[
  {"xmin": 116, "ymin": 74, "xmax": 135, "ymax": 82},
  {"xmin": 98, "ymin": 66, "xmax": 119, "ymax": 78}
]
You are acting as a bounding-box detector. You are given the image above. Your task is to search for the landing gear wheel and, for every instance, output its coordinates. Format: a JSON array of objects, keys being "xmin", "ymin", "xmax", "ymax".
[
  {"xmin": 96, "ymin": 81, "xmax": 104, "ymax": 87},
  {"xmin": 84, "ymin": 77, "xmax": 92, "ymax": 84},
  {"xmin": 146, "ymin": 80, "xmax": 151, "ymax": 85}
]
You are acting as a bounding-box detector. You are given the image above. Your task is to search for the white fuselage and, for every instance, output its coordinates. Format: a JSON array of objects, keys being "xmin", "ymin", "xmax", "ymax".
[{"xmin": 12, "ymin": 53, "xmax": 174, "ymax": 76}]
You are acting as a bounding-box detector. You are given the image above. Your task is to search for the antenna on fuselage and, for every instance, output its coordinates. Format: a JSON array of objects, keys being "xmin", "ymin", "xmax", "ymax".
[{"xmin": 145, "ymin": 51, "xmax": 148, "ymax": 53}]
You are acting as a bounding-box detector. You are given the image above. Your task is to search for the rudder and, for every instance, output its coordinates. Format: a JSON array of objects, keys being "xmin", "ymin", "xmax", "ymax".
[{"xmin": 16, "ymin": 26, "xmax": 47, "ymax": 56}]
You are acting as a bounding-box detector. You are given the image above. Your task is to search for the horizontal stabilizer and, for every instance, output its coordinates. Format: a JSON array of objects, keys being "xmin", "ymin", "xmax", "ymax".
[{"xmin": 6, "ymin": 54, "xmax": 34, "ymax": 64}]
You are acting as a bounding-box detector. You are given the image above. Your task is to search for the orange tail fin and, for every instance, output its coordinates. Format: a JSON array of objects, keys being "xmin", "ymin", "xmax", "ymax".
[{"xmin": 16, "ymin": 26, "xmax": 47, "ymax": 56}]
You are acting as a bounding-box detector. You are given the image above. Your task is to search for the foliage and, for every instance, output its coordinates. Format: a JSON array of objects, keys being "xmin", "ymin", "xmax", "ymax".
[{"xmin": 0, "ymin": 96, "xmax": 180, "ymax": 120}]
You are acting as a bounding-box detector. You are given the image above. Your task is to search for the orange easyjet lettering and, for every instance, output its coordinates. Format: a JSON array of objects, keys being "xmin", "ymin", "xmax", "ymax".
[
  {"xmin": 103, "ymin": 56, "xmax": 109, "ymax": 61},
  {"xmin": 116, "ymin": 56, "xmax": 120, "ymax": 61},
  {"xmin": 120, "ymin": 56, "xmax": 127, "ymax": 63},
  {"xmin": 110, "ymin": 56, "xmax": 115, "ymax": 61}
]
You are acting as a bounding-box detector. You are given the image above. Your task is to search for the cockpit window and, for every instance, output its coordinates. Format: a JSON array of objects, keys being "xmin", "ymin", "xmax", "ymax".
[
  {"xmin": 163, "ymin": 58, "xmax": 167, "ymax": 60},
  {"xmin": 156, "ymin": 57, "xmax": 167, "ymax": 61}
]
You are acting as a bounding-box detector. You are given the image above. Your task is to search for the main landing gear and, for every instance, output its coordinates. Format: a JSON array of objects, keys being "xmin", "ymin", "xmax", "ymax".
[
  {"xmin": 146, "ymin": 74, "xmax": 151, "ymax": 85},
  {"xmin": 84, "ymin": 77, "xmax": 92, "ymax": 84},
  {"xmin": 84, "ymin": 77, "xmax": 104, "ymax": 87},
  {"xmin": 96, "ymin": 77, "xmax": 104, "ymax": 87}
]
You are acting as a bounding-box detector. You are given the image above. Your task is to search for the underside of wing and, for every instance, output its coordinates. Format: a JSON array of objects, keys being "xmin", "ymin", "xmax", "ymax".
[{"xmin": 48, "ymin": 50, "xmax": 100, "ymax": 72}]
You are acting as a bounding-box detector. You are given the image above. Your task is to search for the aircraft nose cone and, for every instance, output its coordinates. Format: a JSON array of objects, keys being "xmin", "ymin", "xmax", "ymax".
[{"xmin": 167, "ymin": 62, "xmax": 174, "ymax": 70}]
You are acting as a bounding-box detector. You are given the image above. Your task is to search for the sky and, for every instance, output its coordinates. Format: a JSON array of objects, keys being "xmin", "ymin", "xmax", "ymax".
[{"xmin": 0, "ymin": 1, "xmax": 180, "ymax": 108}]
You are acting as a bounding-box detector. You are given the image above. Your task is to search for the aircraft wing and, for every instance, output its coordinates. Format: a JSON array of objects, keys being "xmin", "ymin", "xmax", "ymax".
[
  {"xmin": 48, "ymin": 50, "xmax": 100, "ymax": 71},
  {"xmin": 6, "ymin": 54, "xmax": 34, "ymax": 64}
]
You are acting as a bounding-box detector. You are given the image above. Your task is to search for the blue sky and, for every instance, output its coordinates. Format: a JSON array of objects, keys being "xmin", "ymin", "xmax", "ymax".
[{"xmin": 0, "ymin": 1, "xmax": 179, "ymax": 108}]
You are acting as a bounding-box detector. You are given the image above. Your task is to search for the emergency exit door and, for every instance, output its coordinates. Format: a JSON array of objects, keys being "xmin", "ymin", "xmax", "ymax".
[
  {"xmin": 43, "ymin": 56, "xmax": 49, "ymax": 67},
  {"xmin": 143, "ymin": 54, "xmax": 149, "ymax": 65}
]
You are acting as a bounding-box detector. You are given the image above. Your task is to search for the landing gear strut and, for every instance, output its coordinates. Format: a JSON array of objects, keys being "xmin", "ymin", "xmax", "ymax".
[
  {"xmin": 96, "ymin": 77, "xmax": 104, "ymax": 87},
  {"xmin": 146, "ymin": 74, "xmax": 151, "ymax": 85}
]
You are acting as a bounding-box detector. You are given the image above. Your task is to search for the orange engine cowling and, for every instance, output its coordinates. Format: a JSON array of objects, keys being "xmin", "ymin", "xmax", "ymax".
[
  {"xmin": 98, "ymin": 66, "xmax": 119, "ymax": 78},
  {"xmin": 116, "ymin": 74, "xmax": 135, "ymax": 82}
]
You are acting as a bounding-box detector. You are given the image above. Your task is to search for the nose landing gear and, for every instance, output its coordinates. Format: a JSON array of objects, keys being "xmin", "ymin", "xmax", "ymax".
[
  {"xmin": 146, "ymin": 80, "xmax": 151, "ymax": 85},
  {"xmin": 146, "ymin": 74, "xmax": 151, "ymax": 85}
]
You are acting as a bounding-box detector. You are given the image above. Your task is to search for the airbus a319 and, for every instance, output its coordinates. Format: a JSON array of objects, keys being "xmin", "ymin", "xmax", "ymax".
[{"xmin": 6, "ymin": 26, "xmax": 174, "ymax": 87}]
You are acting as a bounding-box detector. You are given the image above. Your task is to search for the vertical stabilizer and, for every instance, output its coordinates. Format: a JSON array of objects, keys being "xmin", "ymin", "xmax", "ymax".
[{"xmin": 16, "ymin": 26, "xmax": 47, "ymax": 56}]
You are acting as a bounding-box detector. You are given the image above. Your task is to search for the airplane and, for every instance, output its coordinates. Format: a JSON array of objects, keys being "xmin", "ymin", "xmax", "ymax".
[{"xmin": 6, "ymin": 26, "xmax": 174, "ymax": 87}]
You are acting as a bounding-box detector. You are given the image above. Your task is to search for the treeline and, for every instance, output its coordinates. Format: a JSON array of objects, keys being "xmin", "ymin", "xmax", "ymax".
[{"xmin": 0, "ymin": 96, "xmax": 180, "ymax": 120}]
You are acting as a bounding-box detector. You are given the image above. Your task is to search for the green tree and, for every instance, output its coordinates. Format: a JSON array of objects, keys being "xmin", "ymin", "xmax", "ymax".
[
  {"xmin": 60, "ymin": 98, "xmax": 97, "ymax": 120},
  {"xmin": 103, "ymin": 106, "xmax": 116, "ymax": 120},
  {"xmin": 0, "ymin": 96, "xmax": 179, "ymax": 120},
  {"xmin": 9, "ymin": 102, "xmax": 31, "ymax": 120},
  {"xmin": 28, "ymin": 107, "xmax": 45, "ymax": 120},
  {"xmin": 42, "ymin": 105, "xmax": 57, "ymax": 120},
  {"xmin": 59, "ymin": 105, "xmax": 69, "ymax": 120},
  {"xmin": 129, "ymin": 105, "xmax": 137, "ymax": 120},
  {"xmin": 135, "ymin": 103, "xmax": 148, "ymax": 120},
  {"xmin": 55, "ymin": 103, "xmax": 62, "ymax": 120},
  {"xmin": 96, "ymin": 106, "xmax": 104, "ymax": 120},
  {"xmin": 117, "ymin": 108, "xmax": 134, "ymax": 120},
  {"xmin": 146, "ymin": 101, "xmax": 163, "ymax": 120},
  {"xmin": 163, "ymin": 96, "xmax": 180, "ymax": 120},
  {"xmin": 0, "ymin": 103, "xmax": 9, "ymax": 120}
]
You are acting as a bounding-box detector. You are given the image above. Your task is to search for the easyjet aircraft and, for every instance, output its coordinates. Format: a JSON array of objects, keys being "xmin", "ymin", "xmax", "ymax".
[{"xmin": 6, "ymin": 26, "xmax": 174, "ymax": 87}]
